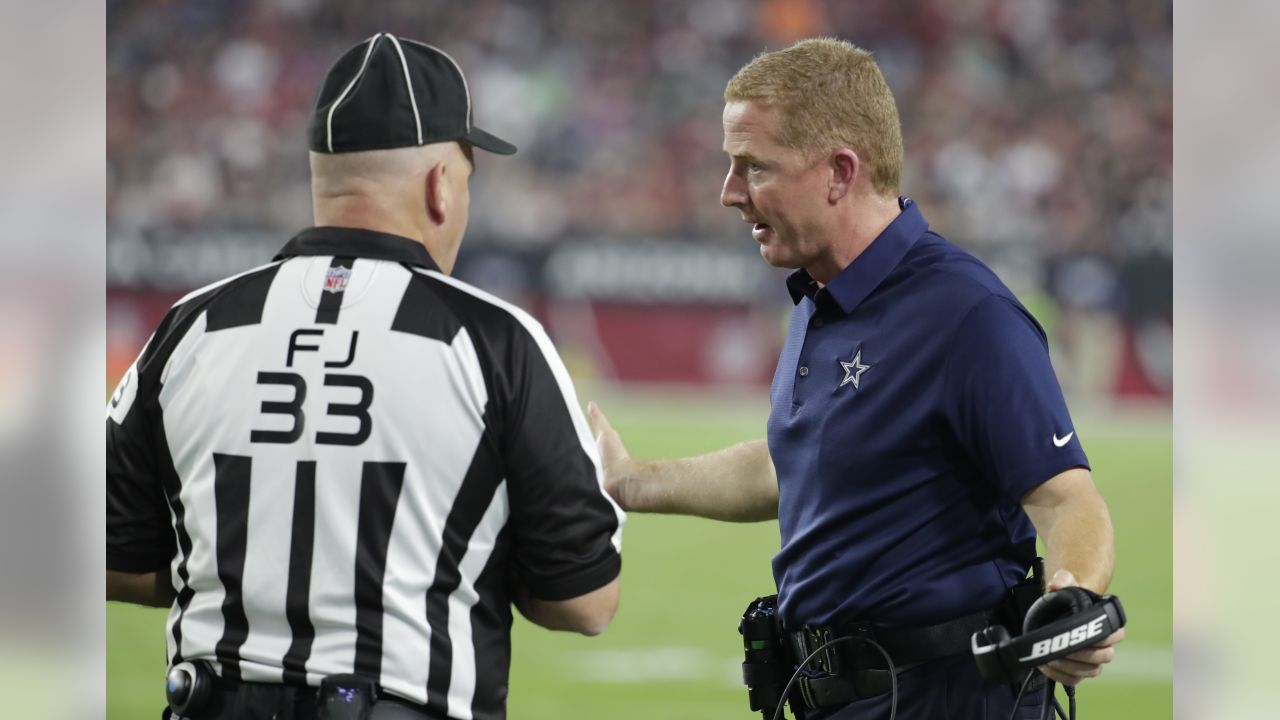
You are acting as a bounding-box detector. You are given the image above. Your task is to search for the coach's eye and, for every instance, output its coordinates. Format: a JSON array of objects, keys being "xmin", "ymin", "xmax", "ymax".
[{"xmin": 747, "ymin": 162, "xmax": 763, "ymax": 174}]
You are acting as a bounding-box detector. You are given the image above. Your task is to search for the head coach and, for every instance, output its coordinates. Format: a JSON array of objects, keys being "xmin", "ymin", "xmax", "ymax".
[
  {"xmin": 106, "ymin": 33, "xmax": 625, "ymax": 720},
  {"xmin": 588, "ymin": 37, "xmax": 1122, "ymax": 719}
]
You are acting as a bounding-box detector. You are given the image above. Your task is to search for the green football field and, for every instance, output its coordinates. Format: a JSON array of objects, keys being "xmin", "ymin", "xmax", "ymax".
[{"xmin": 106, "ymin": 387, "xmax": 1171, "ymax": 719}]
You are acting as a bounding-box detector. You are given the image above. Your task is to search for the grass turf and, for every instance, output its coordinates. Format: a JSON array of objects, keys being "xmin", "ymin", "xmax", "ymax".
[{"xmin": 106, "ymin": 388, "xmax": 1170, "ymax": 718}]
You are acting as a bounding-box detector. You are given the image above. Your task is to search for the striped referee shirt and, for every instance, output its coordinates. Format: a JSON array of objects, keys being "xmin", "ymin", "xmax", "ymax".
[{"xmin": 107, "ymin": 227, "xmax": 625, "ymax": 719}]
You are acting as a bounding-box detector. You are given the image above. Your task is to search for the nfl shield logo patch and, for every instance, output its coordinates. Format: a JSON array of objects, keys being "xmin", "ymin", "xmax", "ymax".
[{"xmin": 324, "ymin": 265, "xmax": 352, "ymax": 293}]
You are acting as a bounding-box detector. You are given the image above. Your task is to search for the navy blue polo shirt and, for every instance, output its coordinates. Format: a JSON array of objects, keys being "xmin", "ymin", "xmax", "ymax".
[{"xmin": 767, "ymin": 198, "xmax": 1088, "ymax": 631}]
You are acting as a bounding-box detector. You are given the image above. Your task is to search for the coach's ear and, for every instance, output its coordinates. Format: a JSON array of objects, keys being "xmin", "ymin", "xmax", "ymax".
[
  {"xmin": 828, "ymin": 148, "xmax": 860, "ymax": 204},
  {"xmin": 425, "ymin": 161, "xmax": 448, "ymax": 226}
]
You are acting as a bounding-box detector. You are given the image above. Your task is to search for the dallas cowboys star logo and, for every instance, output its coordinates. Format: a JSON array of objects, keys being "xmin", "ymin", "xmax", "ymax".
[{"xmin": 839, "ymin": 347, "xmax": 871, "ymax": 389}]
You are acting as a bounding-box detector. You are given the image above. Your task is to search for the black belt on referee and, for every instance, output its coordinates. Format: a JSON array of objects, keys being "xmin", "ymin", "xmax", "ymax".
[
  {"xmin": 785, "ymin": 610, "xmax": 992, "ymax": 709},
  {"xmin": 163, "ymin": 667, "xmax": 441, "ymax": 720}
]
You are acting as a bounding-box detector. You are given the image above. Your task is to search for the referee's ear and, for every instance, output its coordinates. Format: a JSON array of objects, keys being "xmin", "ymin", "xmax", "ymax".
[{"xmin": 424, "ymin": 161, "xmax": 448, "ymax": 226}]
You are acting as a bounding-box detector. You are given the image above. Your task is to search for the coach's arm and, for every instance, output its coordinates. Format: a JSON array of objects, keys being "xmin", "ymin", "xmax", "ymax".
[
  {"xmin": 588, "ymin": 403, "xmax": 778, "ymax": 521},
  {"xmin": 513, "ymin": 577, "xmax": 620, "ymax": 636},
  {"xmin": 1020, "ymin": 466, "xmax": 1124, "ymax": 686},
  {"xmin": 107, "ymin": 569, "xmax": 175, "ymax": 607}
]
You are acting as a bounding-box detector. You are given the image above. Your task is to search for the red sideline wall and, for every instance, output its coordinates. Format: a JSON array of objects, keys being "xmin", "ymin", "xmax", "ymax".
[
  {"xmin": 544, "ymin": 301, "xmax": 780, "ymax": 386},
  {"xmin": 106, "ymin": 290, "xmax": 781, "ymax": 388},
  {"xmin": 107, "ymin": 289, "xmax": 1165, "ymax": 399}
]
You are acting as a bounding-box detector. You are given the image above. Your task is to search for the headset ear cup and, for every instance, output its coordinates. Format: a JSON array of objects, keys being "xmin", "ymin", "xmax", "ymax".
[
  {"xmin": 971, "ymin": 624, "xmax": 1013, "ymax": 681},
  {"xmin": 978, "ymin": 624, "xmax": 1011, "ymax": 647},
  {"xmin": 1024, "ymin": 586, "xmax": 1093, "ymax": 633}
]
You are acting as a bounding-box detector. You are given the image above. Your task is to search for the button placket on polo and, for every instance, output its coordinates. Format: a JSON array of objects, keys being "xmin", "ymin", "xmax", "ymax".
[
  {"xmin": 788, "ymin": 318, "xmax": 812, "ymax": 416},
  {"xmin": 792, "ymin": 306, "xmax": 832, "ymax": 414},
  {"xmin": 797, "ymin": 316, "xmax": 823, "ymax": 383}
]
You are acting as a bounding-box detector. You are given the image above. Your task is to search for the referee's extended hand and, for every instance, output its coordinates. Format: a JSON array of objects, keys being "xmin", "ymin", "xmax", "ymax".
[
  {"xmin": 587, "ymin": 401, "xmax": 637, "ymax": 510},
  {"xmin": 1038, "ymin": 570, "xmax": 1125, "ymax": 687}
]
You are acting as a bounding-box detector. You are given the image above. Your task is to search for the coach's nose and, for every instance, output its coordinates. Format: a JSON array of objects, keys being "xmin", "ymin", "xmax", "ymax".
[{"xmin": 721, "ymin": 169, "xmax": 748, "ymax": 209}]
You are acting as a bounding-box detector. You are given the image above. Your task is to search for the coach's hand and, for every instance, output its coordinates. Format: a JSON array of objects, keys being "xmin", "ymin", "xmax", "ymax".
[
  {"xmin": 587, "ymin": 401, "xmax": 641, "ymax": 510},
  {"xmin": 587, "ymin": 403, "xmax": 776, "ymax": 520},
  {"xmin": 1038, "ymin": 570, "xmax": 1125, "ymax": 686}
]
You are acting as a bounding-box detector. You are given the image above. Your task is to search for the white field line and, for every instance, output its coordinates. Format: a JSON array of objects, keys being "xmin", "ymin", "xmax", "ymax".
[
  {"xmin": 568, "ymin": 643, "xmax": 1172, "ymax": 686},
  {"xmin": 569, "ymin": 646, "xmax": 715, "ymax": 683}
]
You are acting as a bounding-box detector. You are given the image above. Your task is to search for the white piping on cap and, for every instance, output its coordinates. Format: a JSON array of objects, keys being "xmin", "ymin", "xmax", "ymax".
[
  {"xmin": 403, "ymin": 39, "xmax": 472, "ymax": 132},
  {"xmin": 326, "ymin": 33, "xmax": 383, "ymax": 153},
  {"xmin": 384, "ymin": 35, "xmax": 423, "ymax": 145}
]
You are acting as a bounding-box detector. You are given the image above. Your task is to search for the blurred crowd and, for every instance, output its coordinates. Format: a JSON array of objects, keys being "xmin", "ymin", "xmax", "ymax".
[{"xmin": 107, "ymin": 0, "xmax": 1171, "ymax": 391}]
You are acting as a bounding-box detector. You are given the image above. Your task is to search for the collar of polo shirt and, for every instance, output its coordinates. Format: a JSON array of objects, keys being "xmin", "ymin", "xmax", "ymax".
[{"xmin": 786, "ymin": 197, "xmax": 929, "ymax": 314}]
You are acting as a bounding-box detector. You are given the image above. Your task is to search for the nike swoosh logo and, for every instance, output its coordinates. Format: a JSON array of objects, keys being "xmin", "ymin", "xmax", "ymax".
[{"xmin": 1053, "ymin": 432, "xmax": 1074, "ymax": 447}]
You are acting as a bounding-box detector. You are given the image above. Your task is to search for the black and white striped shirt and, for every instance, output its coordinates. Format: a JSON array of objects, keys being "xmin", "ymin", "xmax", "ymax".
[{"xmin": 107, "ymin": 227, "xmax": 625, "ymax": 719}]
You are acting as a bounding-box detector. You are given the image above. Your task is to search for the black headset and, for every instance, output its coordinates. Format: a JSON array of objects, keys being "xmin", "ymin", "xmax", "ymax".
[
  {"xmin": 972, "ymin": 586, "xmax": 1125, "ymax": 684},
  {"xmin": 972, "ymin": 587, "xmax": 1125, "ymax": 720}
]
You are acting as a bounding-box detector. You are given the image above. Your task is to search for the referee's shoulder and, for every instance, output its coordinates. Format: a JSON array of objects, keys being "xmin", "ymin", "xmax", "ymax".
[
  {"xmin": 127, "ymin": 259, "xmax": 285, "ymax": 381},
  {"xmin": 407, "ymin": 267, "xmax": 551, "ymax": 347},
  {"xmin": 159, "ymin": 259, "xmax": 284, "ymax": 331},
  {"xmin": 169, "ymin": 259, "xmax": 284, "ymax": 311}
]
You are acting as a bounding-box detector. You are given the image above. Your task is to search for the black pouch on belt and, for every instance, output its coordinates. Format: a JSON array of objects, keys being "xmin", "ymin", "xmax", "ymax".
[
  {"xmin": 317, "ymin": 674, "xmax": 378, "ymax": 720},
  {"xmin": 991, "ymin": 557, "xmax": 1048, "ymax": 695},
  {"xmin": 993, "ymin": 558, "xmax": 1045, "ymax": 636}
]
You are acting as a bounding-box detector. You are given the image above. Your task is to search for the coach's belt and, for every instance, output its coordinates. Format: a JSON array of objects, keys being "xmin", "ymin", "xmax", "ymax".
[{"xmin": 785, "ymin": 610, "xmax": 992, "ymax": 707}]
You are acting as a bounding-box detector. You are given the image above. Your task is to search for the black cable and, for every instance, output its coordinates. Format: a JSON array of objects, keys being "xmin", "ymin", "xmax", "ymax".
[
  {"xmin": 1013, "ymin": 673, "xmax": 1078, "ymax": 720},
  {"xmin": 1005, "ymin": 670, "xmax": 1038, "ymax": 720},
  {"xmin": 771, "ymin": 636, "xmax": 898, "ymax": 720},
  {"xmin": 1039, "ymin": 679, "xmax": 1056, "ymax": 720}
]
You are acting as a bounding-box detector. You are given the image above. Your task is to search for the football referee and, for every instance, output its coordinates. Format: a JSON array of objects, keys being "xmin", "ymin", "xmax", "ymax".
[{"xmin": 107, "ymin": 33, "xmax": 624, "ymax": 720}]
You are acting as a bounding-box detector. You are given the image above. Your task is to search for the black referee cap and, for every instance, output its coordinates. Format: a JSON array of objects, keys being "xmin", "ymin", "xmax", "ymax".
[{"xmin": 309, "ymin": 33, "xmax": 517, "ymax": 156}]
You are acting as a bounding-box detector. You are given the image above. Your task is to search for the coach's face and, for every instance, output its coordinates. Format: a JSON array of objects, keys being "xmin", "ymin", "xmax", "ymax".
[{"xmin": 721, "ymin": 100, "xmax": 835, "ymax": 275}]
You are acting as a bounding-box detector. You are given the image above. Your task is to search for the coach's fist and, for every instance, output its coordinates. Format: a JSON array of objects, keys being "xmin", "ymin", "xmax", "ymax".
[{"xmin": 1038, "ymin": 570, "xmax": 1126, "ymax": 687}]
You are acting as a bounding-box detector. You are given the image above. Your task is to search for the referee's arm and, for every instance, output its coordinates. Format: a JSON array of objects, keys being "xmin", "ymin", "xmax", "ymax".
[
  {"xmin": 107, "ymin": 569, "xmax": 174, "ymax": 607},
  {"xmin": 106, "ymin": 332, "xmax": 178, "ymax": 609},
  {"xmin": 512, "ymin": 579, "xmax": 619, "ymax": 636},
  {"xmin": 498, "ymin": 317, "xmax": 625, "ymax": 637}
]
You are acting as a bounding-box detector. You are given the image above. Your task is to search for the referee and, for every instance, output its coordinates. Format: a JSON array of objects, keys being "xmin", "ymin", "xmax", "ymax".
[{"xmin": 107, "ymin": 34, "xmax": 624, "ymax": 720}]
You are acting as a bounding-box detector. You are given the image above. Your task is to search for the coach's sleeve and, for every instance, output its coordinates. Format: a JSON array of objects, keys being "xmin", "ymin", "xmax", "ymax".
[
  {"xmin": 942, "ymin": 294, "xmax": 1090, "ymax": 503},
  {"xmin": 106, "ymin": 335, "xmax": 176, "ymax": 573},
  {"xmin": 501, "ymin": 320, "xmax": 625, "ymax": 602}
]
